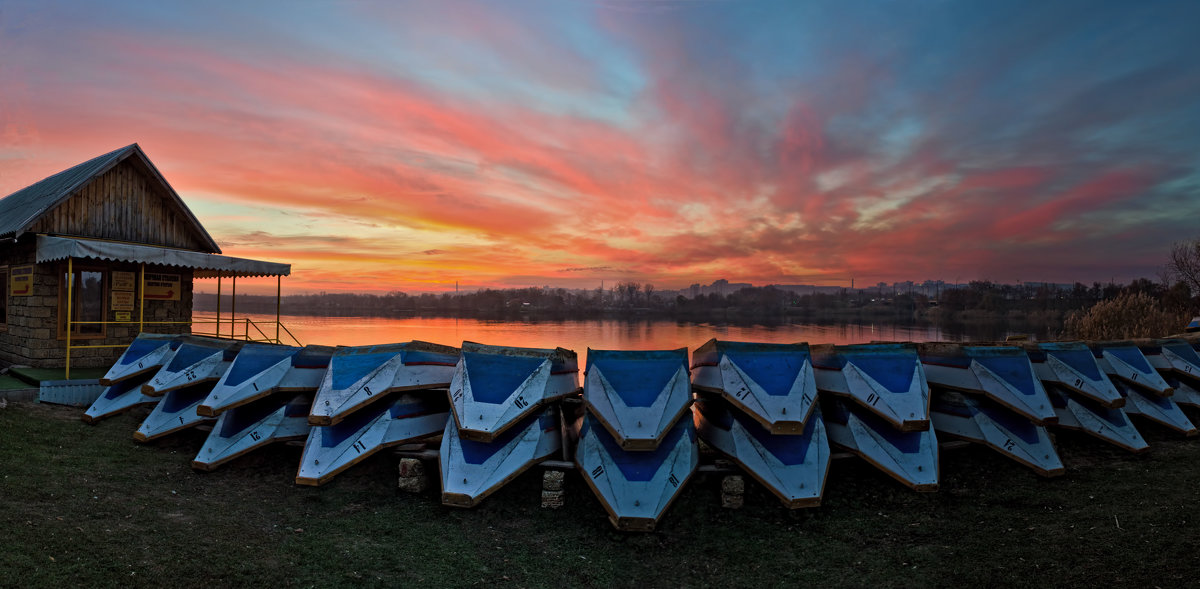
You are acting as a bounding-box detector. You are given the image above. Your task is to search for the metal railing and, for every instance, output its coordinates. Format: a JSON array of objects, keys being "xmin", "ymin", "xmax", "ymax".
[{"xmin": 62, "ymin": 258, "xmax": 297, "ymax": 379}]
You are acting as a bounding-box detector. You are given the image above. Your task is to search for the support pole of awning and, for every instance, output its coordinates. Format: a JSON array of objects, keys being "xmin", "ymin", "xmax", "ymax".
[
  {"xmin": 276, "ymin": 275, "xmax": 281, "ymax": 344},
  {"xmin": 231, "ymin": 275, "xmax": 237, "ymax": 340},
  {"xmin": 65, "ymin": 258, "xmax": 73, "ymax": 380},
  {"xmin": 139, "ymin": 264, "xmax": 145, "ymax": 335},
  {"xmin": 216, "ymin": 274, "xmax": 222, "ymax": 338}
]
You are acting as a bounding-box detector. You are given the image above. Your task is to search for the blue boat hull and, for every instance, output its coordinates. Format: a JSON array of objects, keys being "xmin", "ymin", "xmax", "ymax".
[
  {"xmin": 694, "ymin": 394, "xmax": 829, "ymax": 507},
  {"xmin": 575, "ymin": 413, "xmax": 698, "ymax": 531},
  {"xmin": 450, "ymin": 342, "xmax": 579, "ymax": 443},
  {"xmin": 82, "ymin": 375, "xmax": 159, "ymax": 423},
  {"xmin": 930, "ymin": 390, "xmax": 1064, "ymax": 477},
  {"xmin": 296, "ymin": 392, "xmax": 449, "ymax": 485},
  {"xmin": 192, "ymin": 393, "xmax": 312, "ymax": 471},
  {"xmin": 812, "ymin": 343, "xmax": 931, "ymax": 432},
  {"xmin": 1045, "ymin": 383, "xmax": 1147, "ymax": 452},
  {"xmin": 198, "ymin": 344, "xmax": 334, "ymax": 417},
  {"xmin": 919, "ymin": 344, "xmax": 1057, "ymax": 425},
  {"xmin": 584, "ymin": 348, "xmax": 691, "ymax": 450},
  {"xmin": 133, "ymin": 383, "xmax": 217, "ymax": 442},
  {"xmin": 142, "ymin": 337, "xmax": 243, "ymax": 396},
  {"xmin": 99, "ymin": 333, "xmax": 181, "ymax": 386},
  {"xmin": 691, "ymin": 339, "xmax": 818, "ymax": 434},
  {"xmin": 439, "ymin": 406, "xmax": 561, "ymax": 507},
  {"xmin": 822, "ymin": 397, "xmax": 939, "ymax": 491},
  {"xmin": 310, "ymin": 341, "xmax": 460, "ymax": 426}
]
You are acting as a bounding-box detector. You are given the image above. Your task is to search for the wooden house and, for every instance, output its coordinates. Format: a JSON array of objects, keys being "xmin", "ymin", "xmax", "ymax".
[{"xmin": 0, "ymin": 144, "xmax": 289, "ymax": 369}]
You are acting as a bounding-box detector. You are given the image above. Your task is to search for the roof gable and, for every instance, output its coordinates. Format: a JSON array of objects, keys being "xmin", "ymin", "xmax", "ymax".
[{"xmin": 0, "ymin": 144, "xmax": 221, "ymax": 253}]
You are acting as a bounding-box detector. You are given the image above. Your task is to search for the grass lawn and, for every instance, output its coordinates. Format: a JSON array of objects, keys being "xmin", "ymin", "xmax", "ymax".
[{"xmin": 3, "ymin": 400, "xmax": 1199, "ymax": 588}]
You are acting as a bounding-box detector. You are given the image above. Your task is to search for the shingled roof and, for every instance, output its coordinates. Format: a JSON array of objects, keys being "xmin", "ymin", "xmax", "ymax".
[{"xmin": 0, "ymin": 144, "xmax": 221, "ymax": 253}]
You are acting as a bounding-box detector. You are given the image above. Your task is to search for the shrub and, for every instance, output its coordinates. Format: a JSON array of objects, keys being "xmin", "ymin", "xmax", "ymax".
[{"xmin": 1062, "ymin": 292, "xmax": 1187, "ymax": 340}]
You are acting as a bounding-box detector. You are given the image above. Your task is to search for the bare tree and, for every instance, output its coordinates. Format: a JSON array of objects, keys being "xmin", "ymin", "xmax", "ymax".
[{"xmin": 1166, "ymin": 237, "xmax": 1200, "ymax": 296}]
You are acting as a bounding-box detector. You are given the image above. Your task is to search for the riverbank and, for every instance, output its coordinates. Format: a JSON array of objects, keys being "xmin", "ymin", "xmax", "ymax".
[{"xmin": 5, "ymin": 400, "xmax": 1199, "ymax": 587}]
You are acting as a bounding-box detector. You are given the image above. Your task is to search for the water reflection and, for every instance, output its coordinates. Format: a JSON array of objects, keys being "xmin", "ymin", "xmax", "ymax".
[{"xmin": 225, "ymin": 314, "xmax": 1013, "ymax": 365}]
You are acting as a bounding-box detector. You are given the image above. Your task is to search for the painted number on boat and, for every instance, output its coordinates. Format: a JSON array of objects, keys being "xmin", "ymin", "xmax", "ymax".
[
  {"xmin": 515, "ymin": 395, "xmax": 529, "ymax": 409},
  {"xmin": 250, "ymin": 431, "xmax": 261, "ymax": 441},
  {"xmin": 185, "ymin": 370, "xmax": 197, "ymax": 382},
  {"xmin": 363, "ymin": 385, "xmax": 373, "ymax": 397},
  {"xmin": 452, "ymin": 388, "xmax": 463, "ymax": 403},
  {"xmin": 590, "ymin": 465, "xmax": 604, "ymax": 478},
  {"xmin": 1074, "ymin": 378, "xmax": 1084, "ymax": 388},
  {"xmin": 735, "ymin": 387, "xmax": 749, "ymax": 400},
  {"xmin": 352, "ymin": 441, "xmax": 367, "ymax": 453},
  {"xmin": 867, "ymin": 393, "xmax": 881, "ymax": 407},
  {"xmin": 668, "ymin": 473, "xmax": 680, "ymax": 488},
  {"xmin": 252, "ymin": 382, "xmax": 259, "ymax": 392},
  {"xmin": 1003, "ymin": 438, "xmax": 1015, "ymax": 452},
  {"xmin": 1186, "ymin": 365, "xmax": 1194, "ymax": 374}
]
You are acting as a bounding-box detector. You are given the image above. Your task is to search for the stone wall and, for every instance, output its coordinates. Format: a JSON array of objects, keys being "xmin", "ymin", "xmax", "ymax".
[{"xmin": 1, "ymin": 239, "xmax": 194, "ymax": 369}]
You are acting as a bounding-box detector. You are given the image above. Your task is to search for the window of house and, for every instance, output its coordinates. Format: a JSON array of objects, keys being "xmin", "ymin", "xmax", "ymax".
[
  {"xmin": 59, "ymin": 266, "xmax": 107, "ymax": 339},
  {"xmin": 0, "ymin": 266, "xmax": 7, "ymax": 330}
]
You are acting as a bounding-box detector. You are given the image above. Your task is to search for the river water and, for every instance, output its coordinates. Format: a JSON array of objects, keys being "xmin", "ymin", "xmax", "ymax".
[{"xmin": 211, "ymin": 314, "xmax": 1010, "ymax": 364}]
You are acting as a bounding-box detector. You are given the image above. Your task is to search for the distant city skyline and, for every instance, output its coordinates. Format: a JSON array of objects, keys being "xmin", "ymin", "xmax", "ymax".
[{"xmin": 4, "ymin": 1, "xmax": 1198, "ymax": 295}]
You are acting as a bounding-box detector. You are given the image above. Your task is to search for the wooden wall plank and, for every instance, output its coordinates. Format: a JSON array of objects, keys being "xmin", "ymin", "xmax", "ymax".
[{"xmin": 24, "ymin": 159, "xmax": 213, "ymax": 252}]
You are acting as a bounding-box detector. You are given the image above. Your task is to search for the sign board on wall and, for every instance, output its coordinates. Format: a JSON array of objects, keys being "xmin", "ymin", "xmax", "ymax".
[
  {"xmin": 115, "ymin": 311, "xmax": 131, "ymax": 322},
  {"xmin": 111, "ymin": 290, "xmax": 135, "ymax": 311},
  {"xmin": 112, "ymin": 271, "xmax": 136, "ymax": 291},
  {"xmin": 9, "ymin": 265, "xmax": 33, "ymax": 296},
  {"xmin": 144, "ymin": 273, "xmax": 181, "ymax": 301}
]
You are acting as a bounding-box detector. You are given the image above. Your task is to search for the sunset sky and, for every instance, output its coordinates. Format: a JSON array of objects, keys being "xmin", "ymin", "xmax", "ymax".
[{"xmin": 2, "ymin": 0, "xmax": 1198, "ymax": 294}]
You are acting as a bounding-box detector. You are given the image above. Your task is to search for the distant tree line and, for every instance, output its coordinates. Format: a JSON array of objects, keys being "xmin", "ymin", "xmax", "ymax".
[{"xmin": 193, "ymin": 277, "xmax": 1198, "ymax": 332}]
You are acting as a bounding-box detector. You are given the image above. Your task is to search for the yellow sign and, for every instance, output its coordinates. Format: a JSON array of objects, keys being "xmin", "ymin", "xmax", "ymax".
[
  {"xmin": 9, "ymin": 265, "xmax": 33, "ymax": 297},
  {"xmin": 112, "ymin": 271, "xmax": 136, "ymax": 291},
  {"xmin": 144, "ymin": 273, "xmax": 181, "ymax": 301},
  {"xmin": 111, "ymin": 290, "xmax": 135, "ymax": 311},
  {"xmin": 115, "ymin": 311, "xmax": 131, "ymax": 322}
]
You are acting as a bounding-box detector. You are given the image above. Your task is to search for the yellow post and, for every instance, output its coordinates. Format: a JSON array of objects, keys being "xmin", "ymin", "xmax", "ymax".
[
  {"xmin": 231, "ymin": 275, "xmax": 237, "ymax": 340},
  {"xmin": 216, "ymin": 274, "xmax": 222, "ymax": 338},
  {"xmin": 66, "ymin": 258, "xmax": 73, "ymax": 379},
  {"xmin": 275, "ymin": 275, "xmax": 281, "ymax": 343},
  {"xmin": 138, "ymin": 263, "xmax": 145, "ymax": 335}
]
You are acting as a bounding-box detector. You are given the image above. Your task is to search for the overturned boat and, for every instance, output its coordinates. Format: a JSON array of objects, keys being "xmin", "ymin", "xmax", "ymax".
[
  {"xmin": 812, "ymin": 343, "xmax": 930, "ymax": 432},
  {"xmin": 1045, "ymin": 383, "xmax": 1148, "ymax": 452},
  {"xmin": 439, "ymin": 406, "xmax": 561, "ymax": 507},
  {"xmin": 296, "ymin": 392, "xmax": 449, "ymax": 486},
  {"xmin": 309, "ymin": 341, "xmax": 459, "ymax": 427},
  {"xmin": 1114, "ymin": 378, "xmax": 1198, "ymax": 436},
  {"xmin": 584, "ymin": 348, "xmax": 691, "ymax": 450},
  {"xmin": 133, "ymin": 383, "xmax": 216, "ymax": 442},
  {"xmin": 821, "ymin": 397, "xmax": 939, "ymax": 491},
  {"xmin": 1090, "ymin": 341, "xmax": 1173, "ymax": 396},
  {"xmin": 198, "ymin": 344, "xmax": 336, "ymax": 417},
  {"xmin": 1020, "ymin": 342, "xmax": 1123, "ymax": 408},
  {"xmin": 450, "ymin": 342, "xmax": 579, "ymax": 443},
  {"xmin": 100, "ymin": 333, "xmax": 181, "ymax": 385},
  {"xmin": 691, "ymin": 339, "xmax": 817, "ymax": 434},
  {"xmin": 575, "ymin": 413, "xmax": 698, "ymax": 531},
  {"xmin": 1162, "ymin": 373, "xmax": 1200, "ymax": 408},
  {"xmin": 693, "ymin": 394, "xmax": 829, "ymax": 508},
  {"xmin": 142, "ymin": 337, "xmax": 244, "ymax": 396},
  {"xmin": 192, "ymin": 393, "xmax": 313, "ymax": 471},
  {"xmin": 930, "ymin": 390, "xmax": 1064, "ymax": 477},
  {"xmin": 1137, "ymin": 338, "xmax": 1200, "ymax": 381},
  {"xmin": 918, "ymin": 343, "xmax": 1056, "ymax": 425},
  {"xmin": 82, "ymin": 375, "xmax": 159, "ymax": 424}
]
